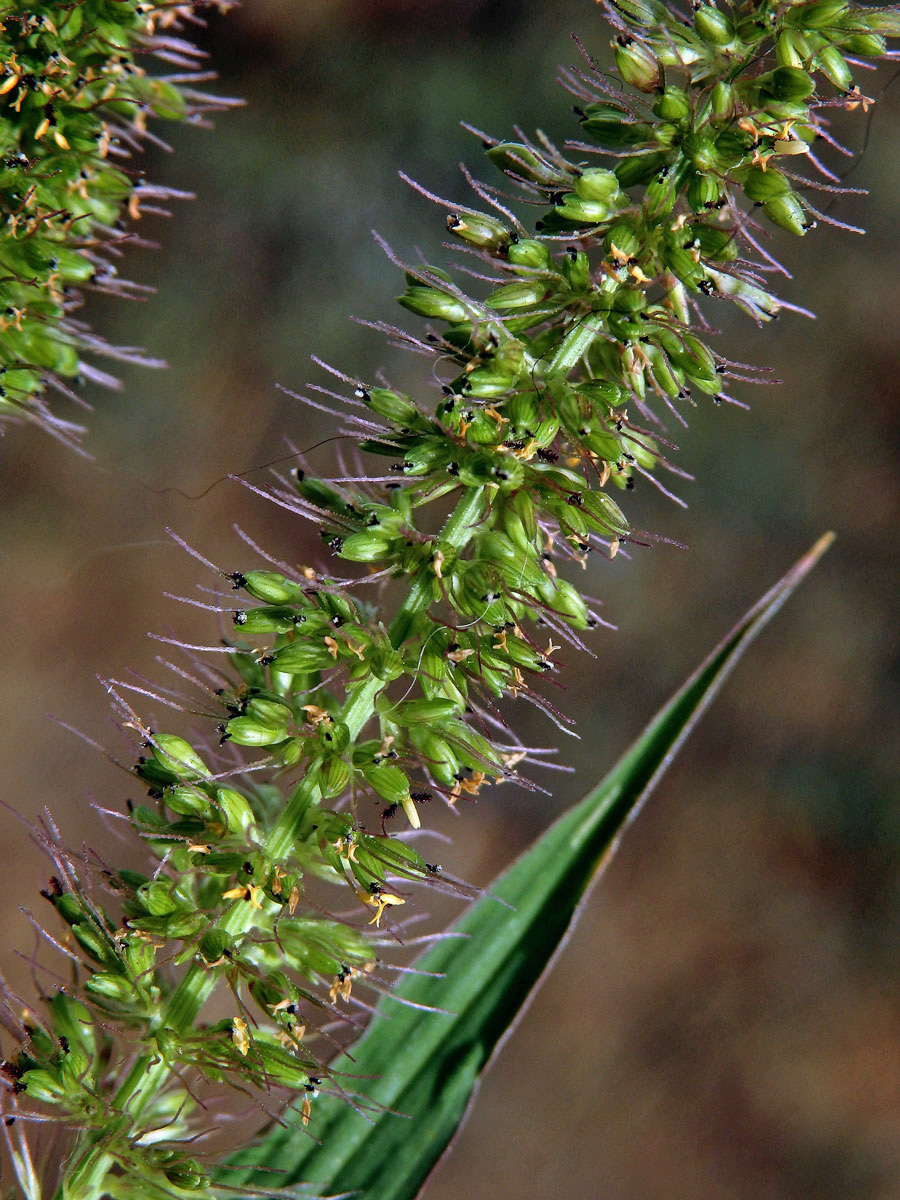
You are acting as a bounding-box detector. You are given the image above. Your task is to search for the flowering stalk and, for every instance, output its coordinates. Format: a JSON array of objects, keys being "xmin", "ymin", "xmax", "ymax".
[
  {"xmin": 0, "ymin": 0, "xmax": 234, "ymax": 446},
  {"xmin": 2, "ymin": 2, "xmax": 897, "ymax": 1196}
]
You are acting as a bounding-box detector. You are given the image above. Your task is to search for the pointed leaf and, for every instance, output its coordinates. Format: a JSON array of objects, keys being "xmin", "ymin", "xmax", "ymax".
[{"xmin": 221, "ymin": 534, "xmax": 833, "ymax": 1199}]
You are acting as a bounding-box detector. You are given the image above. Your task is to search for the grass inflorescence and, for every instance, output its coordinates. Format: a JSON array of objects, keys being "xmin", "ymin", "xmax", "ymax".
[
  {"xmin": 1, "ymin": 1, "xmax": 897, "ymax": 1196},
  {"xmin": 0, "ymin": 0, "xmax": 236, "ymax": 447}
]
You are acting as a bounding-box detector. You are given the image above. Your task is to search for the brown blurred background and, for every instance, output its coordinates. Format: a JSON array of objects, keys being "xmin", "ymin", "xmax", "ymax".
[{"xmin": 1, "ymin": 1, "xmax": 900, "ymax": 1196}]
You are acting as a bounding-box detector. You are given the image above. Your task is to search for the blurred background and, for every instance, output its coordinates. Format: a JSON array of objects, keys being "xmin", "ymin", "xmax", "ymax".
[{"xmin": 1, "ymin": 1, "xmax": 899, "ymax": 1196}]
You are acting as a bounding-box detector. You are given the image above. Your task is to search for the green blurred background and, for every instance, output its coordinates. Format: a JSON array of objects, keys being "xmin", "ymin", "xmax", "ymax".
[{"xmin": 2, "ymin": 1, "xmax": 900, "ymax": 1196}]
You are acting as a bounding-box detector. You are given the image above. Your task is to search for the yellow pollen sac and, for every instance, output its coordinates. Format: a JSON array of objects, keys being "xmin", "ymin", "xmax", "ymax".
[
  {"xmin": 34, "ymin": 116, "xmax": 50, "ymax": 140},
  {"xmin": 400, "ymin": 794, "xmax": 422, "ymax": 829},
  {"xmin": 232, "ymin": 1017, "xmax": 250, "ymax": 1057},
  {"xmin": 301, "ymin": 1094, "xmax": 313, "ymax": 1126},
  {"xmin": 301, "ymin": 704, "xmax": 329, "ymax": 725},
  {"xmin": 356, "ymin": 887, "xmax": 405, "ymax": 927},
  {"xmin": 324, "ymin": 635, "xmax": 339, "ymax": 659},
  {"xmin": 222, "ymin": 884, "xmax": 249, "ymax": 902},
  {"xmin": 0, "ymin": 74, "xmax": 19, "ymax": 95},
  {"xmin": 750, "ymin": 149, "xmax": 773, "ymax": 172},
  {"xmin": 288, "ymin": 885, "xmax": 300, "ymax": 915},
  {"xmin": 609, "ymin": 537, "xmax": 620, "ymax": 559},
  {"xmin": 335, "ymin": 835, "xmax": 359, "ymax": 863},
  {"xmin": 460, "ymin": 770, "xmax": 487, "ymax": 796},
  {"xmin": 328, "ymin": 968, "xmax": 355, "ymax": 1005}
]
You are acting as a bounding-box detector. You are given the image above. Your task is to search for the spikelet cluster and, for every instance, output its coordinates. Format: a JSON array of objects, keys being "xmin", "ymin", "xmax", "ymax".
[
  {"xmin": 2, "ymin": 2, "xmax": 897, "ymax": 1196},
  {"xmin": 0, "ymin": 0, "xmax": 234, "ymax": 446}
]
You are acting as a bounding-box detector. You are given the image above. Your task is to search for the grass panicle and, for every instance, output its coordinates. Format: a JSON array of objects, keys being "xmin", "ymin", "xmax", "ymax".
[{"xmin": 1, "ymin": 2, "xmax": 897, "ymax": 1196}]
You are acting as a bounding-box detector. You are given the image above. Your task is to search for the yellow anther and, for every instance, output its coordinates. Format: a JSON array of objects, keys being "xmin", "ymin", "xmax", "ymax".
[
  {"xmin": 232, "ymin": 1017, "xmax": 250, "ymax": 1057},
  {"xmin": 357, "ymin": 887, "xmax": 405, "ymax": 926}
]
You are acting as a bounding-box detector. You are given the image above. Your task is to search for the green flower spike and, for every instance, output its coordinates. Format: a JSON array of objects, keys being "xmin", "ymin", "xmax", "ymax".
[
  {"xmin": 2, "ymin": 2, "xmax": 898, "ymax": 1197},
  {"xmin": 0, "ymin": 0, "xmax": 236, "ymax": 447}
]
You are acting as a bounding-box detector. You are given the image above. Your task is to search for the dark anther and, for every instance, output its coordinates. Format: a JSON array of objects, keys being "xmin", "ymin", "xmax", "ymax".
[
  {"xmin": 566, "ymin": 493, "xmax": 585, "ymax": 506},
  {"xmin": 227, "ymin": 572, "xmax": 247, "ymax": 589},
  {"xmin": 233, "ymin": 611, "xmax": 247, "ymax": 625}
]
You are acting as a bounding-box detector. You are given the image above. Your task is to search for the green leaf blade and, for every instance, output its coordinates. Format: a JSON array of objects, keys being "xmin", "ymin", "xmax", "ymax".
[{"xmin": 221, "ymin": 534, "xmax": 833, "ymax": 1200}]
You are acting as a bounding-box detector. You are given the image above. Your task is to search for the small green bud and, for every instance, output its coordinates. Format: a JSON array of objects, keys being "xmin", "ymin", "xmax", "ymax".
[
  {"xmin": 359, "ymin": 386, "xmax": 420, "ymax": 425},
  {"xmin": 609, "ymin": 0, "xmax": 668, "ymax": 22},
  {"xmin": 604, "ymin": 221, "xmax": 642, "ymax": 260},
  {"xmin": 360, "ymin": 761, "xmax": 410, "ymax": 807},
  {"xmin": 272, "ymin": 641, "xmax": 335, "ymax": 674},
  {"xmin": 390, "ymin": 698, "xmax": 460, "ymax": 725},
  {"xmin": 239, "ymin": 571, "xmax": 305, "ymax": 605},
  {"xmin": 486, "ymin": 142, "xmax": 562, "ymax": 187},
  {"xmin": 151, "ymin": 735, "xmax": 210, "ymax": 782},
  {"xmin": 124, "ymin": 938, "xmax": 156, "ymax": 978},
  {"xmin": 553, "ymin": 194, "xmax": 612, "ymax": 225},
  {"xmin": 842, "ymin": 32, "xmax": 886, "ymax": 58},
  {"xmin": 581, "ymin": 112, "xmax": 655, "ymax": 150},
  {"xmin": 653, "ymin": 87, "xmax": 691, "ymax": 123},
  {"xmin": 760, "ymin": 66, "xmax": 815, "ymax": 101},
  {"xmin": 339, "ymin": 531, "xmax": 396, "ymax": 562},
  {"xmin": 709, "ymin": 79, "xmax": 735, "ymax": 121},
  {"xmin": 225, "ymin": 716, "xmax": 289, "ymax": 747},
  {"xmin": 215, "ymin": 787, "xmax": 257, "ymax": 837},
  {"xmin": 560, "ymin": 249, "xmax": 591, "ymax": 292},
  {"xmin": 816, "ymin": 45, "xmax": 853, "ymax": 91},
  {"xmin": 763, "ymin": 193, "xmax": 808, "ymax": 236},
  {"xmin": 200, "ymin": 929, "xmax": 233, "ymax": 963},
  {"xmin": 776, "ymin": 29, "xmax": 809, "ymax": 68},
  {"xmin": 164, "ymin": 785, "xmax": 215, "ymax": 820},
  {"xmin": 398, "ymin": 285, "xmax": 467, "ymax": 324},
  {"xmin": 693, "ymin": 4, "xmax": 735, "ymax": 47},
  {"xmin": 614, "ymin": 151, "xmax": 668, "ymax": 189},
  {"xmin": 687, "ymin": 172, "xmax": 722, "ymax": 211},
  {"xmin": 446, "ymin": 211, "xmax": 512, "ymax": 252},
  {"xmin": 791, "ymin": 0, "xmax": 849, "ymax": 30},
  {"xmin": 85, "ymin": 972, "xmax": 135, "ymax": 1003},
  {"xmin": 506, "ymin": 238, "xmax": 552, "ymax": 270},
  {"xmin": 742, "ymin": 166, "xmax": 791, "ymax": 204},
  {"xmin": 859, "ymin": 10, "xmax": 900, "ymax": 35},
  {"xmin": 574, "ymin": 168, "xmax": 621, "ymax": 203},
  {"xmin": 71, "ymin": 922, "xmax": 111, "ymax": 963},
  {"xmin": 319, "ymin": 756, "xmax": 351, "ymax": 800},
  {"xmin": 487, "ymin": 280, "xmax": 549, "ymax": 310},
  {"xmin": 541, "ymin": 578, "xmax": 589, "ymax": 628},
  {"xmin": 138, "ymin": 880, "xmax": 180, "ymax": 917},
  {"xmin": 22, "ymin": 1069, "xmax": 67, "ymax": 1105},
  {"xmin": 614, "ymin": 35, "xmax": 661, "ymax": 93}
]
